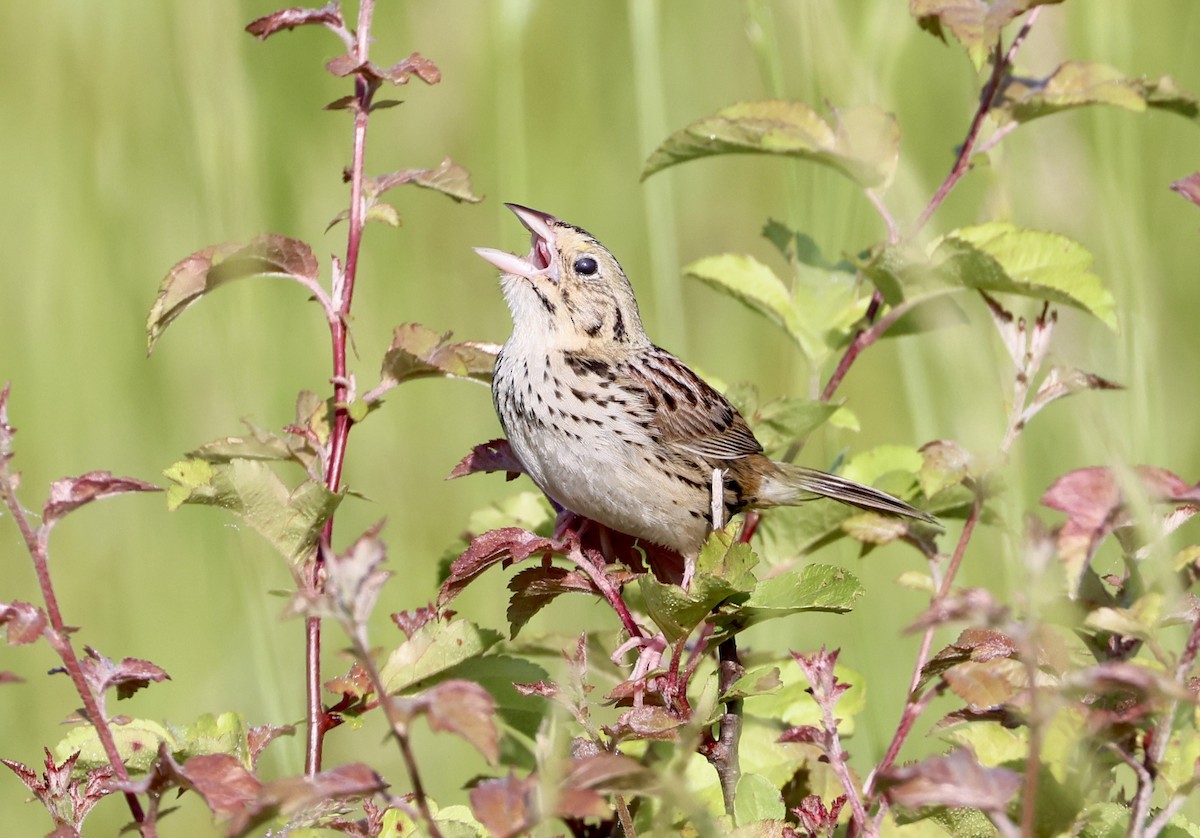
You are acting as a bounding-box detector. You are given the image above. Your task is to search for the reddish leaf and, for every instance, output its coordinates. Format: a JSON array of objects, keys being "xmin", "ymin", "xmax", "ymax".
[
  {"xmin": 1, "ymin": 749, "xmax": 114, "ymax": 830},
  {"xmin": 0, "ymin": 382, "xmax": 13, "ymax": 458},
  {"xmin": 245, "ymin": 4, "xmax": 345, "ymax": 40},
  {"xmin": 147, "ymin": 234, "xmax": 321, "ymax": 353},
  {"xmin": 793, "ymin": 794, "xmax": 847, "ymax": 836},
  {"xmin": 791, "ymin": 647, "xmax": 849, "ymax": 704},
  {"xmin": 246, "ymin": 724, "xmax": 294, "ymax": 770},
  {"xmin": 0, "ymin": 671, "xmax": 23, "ymax": 684},
  {"xmin": 778, "ymin": 725, "xmax": 824, "ymax": 745},
  {"xmin": 179, "ymin": 753, "xmax": 262, "ymax": 822},
  {"xmin": 606, "ymin": 706, "xmax": 683, "ymax": 741},
  {"xmin": 372, "ymin": 158, "xmax": 483, "ymax": 204},
  {"xmin": 943, "ymin": 660, "xmax": 1022, "ymax": 712},
  {"xmin": 325, "ymin": 661, "xmax": 373, "ymax": 700},
  {"xmin": 381, "ymin": 52, "xmax": 441, "ymax": 85},
  {"xmin": 437, "ymin": 528, "xmax": 558, "ymax": 608},
  {"xmin": 419, "ymin": 680, "xmax": 500, "ymax": 765},
  {"xmin": 323, "ymin": 524, "xmax": 390, "ymax": 629},
  {"xmin": 79, "ymin": 646, "xmax": 170, "ymax": 701},
  {"xmin": 325, "ymin": 52, "xmax": 441, "ymax": 86},
  {"xmin": 1043, "ymin": 466, "xmax": 1200, "ymax": 578},
  {"xmin": 469, "ymin": 773, "xmax": 537, "ymax": 838},
  {"xmin": 1, "ymin": 601, "xmax": 48, "ymax": 645},
  {"xmin": 906, "ymin": 587, "xmax": 1007, "ymax": 633},
  {"xmin": 1172, "ymin": 172, "xmax": 1200, "ymax": 208},
  {"xmin": 376, "ymin": 323, "xmax": 498, "ymax": 394},
  {"xmin": 563, "ymin": 753, "xmax": 650, "ymax": 792},
  {"xmin": 877, "ymin": 748, "xmax": 1021, "ymax": 811},
  {"xmin": 448, "ymin": 438, "xmax": 526, "ymax": 480},
  {"xmin": 506, "ymin": 565, "xmax": 597, "ymax": 637},
  {"xmin": 513, "ymin": 680, "xmax": 559, "ymax": 698},
  {"xmin": 42, "ymin": 472, "xmax": 160, "ymax": 530},
  {"xmin": 919, "ymin": 628, "xmax": 1018, "ymax": 689},
  {"xmin": 391, "ymin": 606, "xmax": 438, "ymax": 639}
]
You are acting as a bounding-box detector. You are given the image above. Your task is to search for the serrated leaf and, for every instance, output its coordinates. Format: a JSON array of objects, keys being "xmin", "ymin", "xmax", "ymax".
[
  {"xmin": 733, "ymin": 773, "xmax": 785, "ymax": 826},
  {"xmin": 932, "ymin": 223, "xmax": 1117, "ymax": 330},
  {"xmin": 380, "ymin": 619, "xmax": 501, "ymax": 695},
  {"xmin": 638, "ymin": 571, "xmax": 748, "ymax": 643},
  {"xmin": 722, "ymin": 666, "xmax": 783, "ymax": 702},
  {"xmin": 996, "ymin": 61, "xmax": 1200, "ymax": 126},
  {"xmin": 642, "ymin": 101, "xmax": 898, "ymax": 188},
  {"xmin": 162, "ymin": 458, "xmax": 343, "ymax": 563},
  {"xmin": 0, "ymin": 601, "xmax": 47, "ymax": 646},
  {"xmin": 714, "ymin": 564, "xmax": 863, "ymax": 640},
  {"xmin": 147, "ymin": 235, "xmax": 320, "ymax": 353},
  {"xmin": 415, "ymin": 680, "xmax": 500, "ymax": 765},
  {"xmin": 751, "ymin": 398, "xmax": 840, "ymax": 455}
]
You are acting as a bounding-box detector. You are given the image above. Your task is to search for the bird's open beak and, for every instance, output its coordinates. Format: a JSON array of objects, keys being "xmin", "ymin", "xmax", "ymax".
[{"xmin": 474, "ymin": 203, "xmax": 559, "ymax": 282}]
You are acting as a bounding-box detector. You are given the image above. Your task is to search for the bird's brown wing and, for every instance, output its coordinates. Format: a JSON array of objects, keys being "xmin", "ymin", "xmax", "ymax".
[{"xmin": 620, "ymin": 346, "xmax": 763, "ymax": 461}]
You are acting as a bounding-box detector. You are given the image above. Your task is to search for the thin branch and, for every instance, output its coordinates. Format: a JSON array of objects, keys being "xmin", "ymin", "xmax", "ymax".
[
  {"xmin": 0, "ymin": 462, "xmax": 146, "ymax": 828},
  {"xmin": 305, "ymin": 0, "xmax": 379, "ymax": 777}
]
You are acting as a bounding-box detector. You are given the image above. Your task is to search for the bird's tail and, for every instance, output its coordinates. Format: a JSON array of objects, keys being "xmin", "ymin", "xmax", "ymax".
[{"xmin": 758, "ymin": 461, "xmax": 938, "ymax": 525}]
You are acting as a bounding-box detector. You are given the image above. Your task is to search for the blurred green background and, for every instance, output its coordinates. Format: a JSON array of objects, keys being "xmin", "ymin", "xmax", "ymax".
[{"xmin": 2, "ymin": 1, "xmax": 1198, "ymax": 833}]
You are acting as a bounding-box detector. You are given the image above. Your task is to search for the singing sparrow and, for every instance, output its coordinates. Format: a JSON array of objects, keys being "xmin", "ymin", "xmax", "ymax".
[{"xmin": 476, "ymin": 204, "xmax": 934, "ymax": 578}]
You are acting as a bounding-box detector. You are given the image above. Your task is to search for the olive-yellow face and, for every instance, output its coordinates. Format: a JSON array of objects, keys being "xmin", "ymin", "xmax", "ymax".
[{"xmin": 476, "ymin": 204, "xmax": 646, "ymax": 350}]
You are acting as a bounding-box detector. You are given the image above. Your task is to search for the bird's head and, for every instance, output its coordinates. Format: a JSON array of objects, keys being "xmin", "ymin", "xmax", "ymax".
[{"xmin": 476, "ymin": 204, "xmax": 647, "ymax": 350}]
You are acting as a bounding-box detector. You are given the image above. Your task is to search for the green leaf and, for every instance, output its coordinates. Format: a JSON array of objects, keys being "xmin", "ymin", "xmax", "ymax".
[
  {"xmin": 380, "ymin": 619, "xmax": 501, "ymax": 695},
  {"xmin": 721, "ymin": 666, "xmax": 783, "ymax": 702},
  {"xmin": 147, "ymin": 234, "xmax": 320, "ymax": 353},
  {"xmin": 55, "ymin": 718, "xmax": 176, "ymax": 772},
  {"xmin": 684, "ymin": 254, "xmax": 792, "ymax": 333},
  {"xmin": 842, "ymin": 444, "xmax": 925, "ymax": 486},
  {"xmin": 744, "ymin": 661, "xmax": 866, "ymax": 730},
  {"xmin": 163, "ymin": 458, "xmax": 343, "ymax": 563},
  {"xmin": 995, "ymin": 61, "xmax": 1200, "ymax": 127},
  {"xmin": 439, "ymin": 655, "xmax": 551, "ymax": 740},
  {"xmin": 642, "ymin": 101, "xmax": 899, "ymax": 188},
  {"xmin": 714, "ymin": 564, "xmax": 864, "ymax": 638},
  {"xmin": 173, "ymin": 712, "xmax": 253, "ymax": 765},
  {"xmin": 637, "ymin": 530, "xmax": 757, "ymax": 642},
  {"xmin": 750, "ymin": 398, "xmax": 840, "ymax": 456},
  {"xmin": 373, "ymin": 157, "xmax": 484, "ymax": 204},
  {"xmin": 932, "ymin": 223, "xmax": 1117, "ymax": 330},
  {"xmin": 733, "ymin": 773, "xmax": 785, "ymax": 827},
  {"xmin": 910, "ymin": 0, "xmax": 1065, "ymax": 72}
]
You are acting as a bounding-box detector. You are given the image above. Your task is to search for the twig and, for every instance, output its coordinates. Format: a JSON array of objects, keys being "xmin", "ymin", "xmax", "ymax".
[
  {"xmin": 823, "ymin": 10, "xmax": 1042, "ymax": 403},
  {"xmin": 708, "ymin": 637, "xmax": 745, "ymax": 816},
  {"xmin": 1129, "ymin": 612, "xmax": 1200, "ymax": 836},
  {"xmin": 0, "ymin": 453, "xmax": 146, "ymax": 828},
  {"xmin": 868, "ymin": 492, "xmax": 982, "ymax": 791},
  {"xmin": 305, "ymin": 0, "xmax": 378, "ymax": 777}
]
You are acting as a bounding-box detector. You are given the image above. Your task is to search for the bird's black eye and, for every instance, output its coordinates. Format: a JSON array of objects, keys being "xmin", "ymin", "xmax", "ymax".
[{"xmin": 574, "ymin": 256, "xmax": 598, "ymax": 277}]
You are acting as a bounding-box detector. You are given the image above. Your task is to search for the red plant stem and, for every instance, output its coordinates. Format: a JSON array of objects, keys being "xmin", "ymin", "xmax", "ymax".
[
  {"xmin": 0, "ymin": 476, "xmax": 145, "ymax": 827},
  {"xmin": 868, "ymin": 492, "xmax": 982, "ymax": 792},
  {"xmin": 823, "ymin": 11, "xmax": 1040, "ymax": 404},
  {"xmin": 306, "ymin": 0, "xmax": 377, "ymax": 777}
]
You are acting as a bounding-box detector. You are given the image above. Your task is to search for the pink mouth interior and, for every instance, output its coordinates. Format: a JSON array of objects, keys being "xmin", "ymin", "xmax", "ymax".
[{"xmin": 531, "ymin": 236, "xmax": 552, "ymax": 271}]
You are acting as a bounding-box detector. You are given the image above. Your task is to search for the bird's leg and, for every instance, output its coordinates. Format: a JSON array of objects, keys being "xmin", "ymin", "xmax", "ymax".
[{"xmin": 684, "ymin": 467, "xmax": 726, "ymax": 589}]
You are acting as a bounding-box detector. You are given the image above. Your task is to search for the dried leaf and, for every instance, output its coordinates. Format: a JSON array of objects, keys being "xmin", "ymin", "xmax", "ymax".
[
  {"xmin": 79, "ymin": 646, "xmax": 170, "ymax": 701},
  {"xmin": 448, "ymin": 438, "xmax": 526, "ymax": 480},
  {"xmin": 418, "ymin": 680, "xmax": 500, "ymax": 764},
  {"xmin": 42, "ymin": 472, "xmax": 160, "ymax": 531},
  {"xmin": 376, "ymin": 323, "xmax": 498, "ymax": 396},
  {"xmin": 0, "ymin": 749, "xmax": 113, "ymax": 830},
  {"xmin": 325, "ymin": 52, "xmax": 441, "ymax": 86},
  {"xmin": 877, "ymin": 747, "xmax": 1021, "ymax": 810},
  {"xmin": 1171, "ymin": 172, "xmax": 1200, "ymax": 208},
  {"xmin": 147, "ymin": 234, "xmax": 321, "ymax": 353},
  {"xmin": 0, "ymin": 601, "xmax": 48, "ymax": 646},
  {"xmin": 469, "ymin": 773, "xmax": 536, "ymax": 838},
  {"xmin": 245, "ymin": 4, "xmax": 345, "ymax": 40}
]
